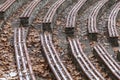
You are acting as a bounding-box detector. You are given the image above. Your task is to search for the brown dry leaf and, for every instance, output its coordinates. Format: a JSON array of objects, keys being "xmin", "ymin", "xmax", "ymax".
[
  {"xmin": 116, "ymin": 22, "xmax": 120, "ymax": 26},
  {"xmin": 40, "ymin": 59, "xmax": 45, "ymax": 63},
  {"xmin": 113, "ymin": 47, "xmax": 119, "ymax": 52},
  {"xmin": 56, "ymin": 20, "xmax": 61, "ymax": 25},
  {"xmin": 1, "ymin": 38, "xmax": 7, "ymax": 42}
]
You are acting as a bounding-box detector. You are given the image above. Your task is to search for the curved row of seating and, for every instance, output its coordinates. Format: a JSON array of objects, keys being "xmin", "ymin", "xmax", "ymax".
[
  {"xmin": 9, "ymin": 0, "xmax": 120, "ymax": 80},
  {"xmin": 108, "ymin": 2, "xmax": 120, "ymax": 46},
  {"xmin": 65, "ymin": 0, "xmax": 87, "ymax": 36}
]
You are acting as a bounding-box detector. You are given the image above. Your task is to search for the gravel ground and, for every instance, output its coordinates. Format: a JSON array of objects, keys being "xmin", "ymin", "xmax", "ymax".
[
  {"xmin": 27, "ymin": 27, "xmax": 52, "ymax": 80},
  {"xmin": 0, "ymin": 22, "xmax": 17, "ymax": 80}
]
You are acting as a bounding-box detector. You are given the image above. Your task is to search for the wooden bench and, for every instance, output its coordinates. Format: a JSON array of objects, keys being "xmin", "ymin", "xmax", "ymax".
[
  {"xmin": 69, "ymin": 39, "xmax": 105, "ymax": 80},
  {"xmin": 88, "ymin": 0, "xmax": 109, "ymax": 41},
  {"xmin": 20, "ymin": 0, "xmax": 48, "ymax": 26},
  {"xmin": 93, "ymin": 43, "xmax": 120, "ymax": 79},
  {"xmin": 40, "ymin": 33, "xmax": 73, "ymax": 80},
  {"xmin": 107, "ymin": 2, "xmax": 120, "ymax": 46},
  {"xmin": 20, "ymin": 0, "xmax": 41, "ymax": 26},
  {"xmin": 42, "ymin": 0, "xmax": 69, "ymax": 32},
  {"xmin": 65, "ymin": 0, "xmax": 87, "ymax": 37},
  {"xmin": 0, "ymin": 0, "xmax": 17, "ymax": 20}
]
